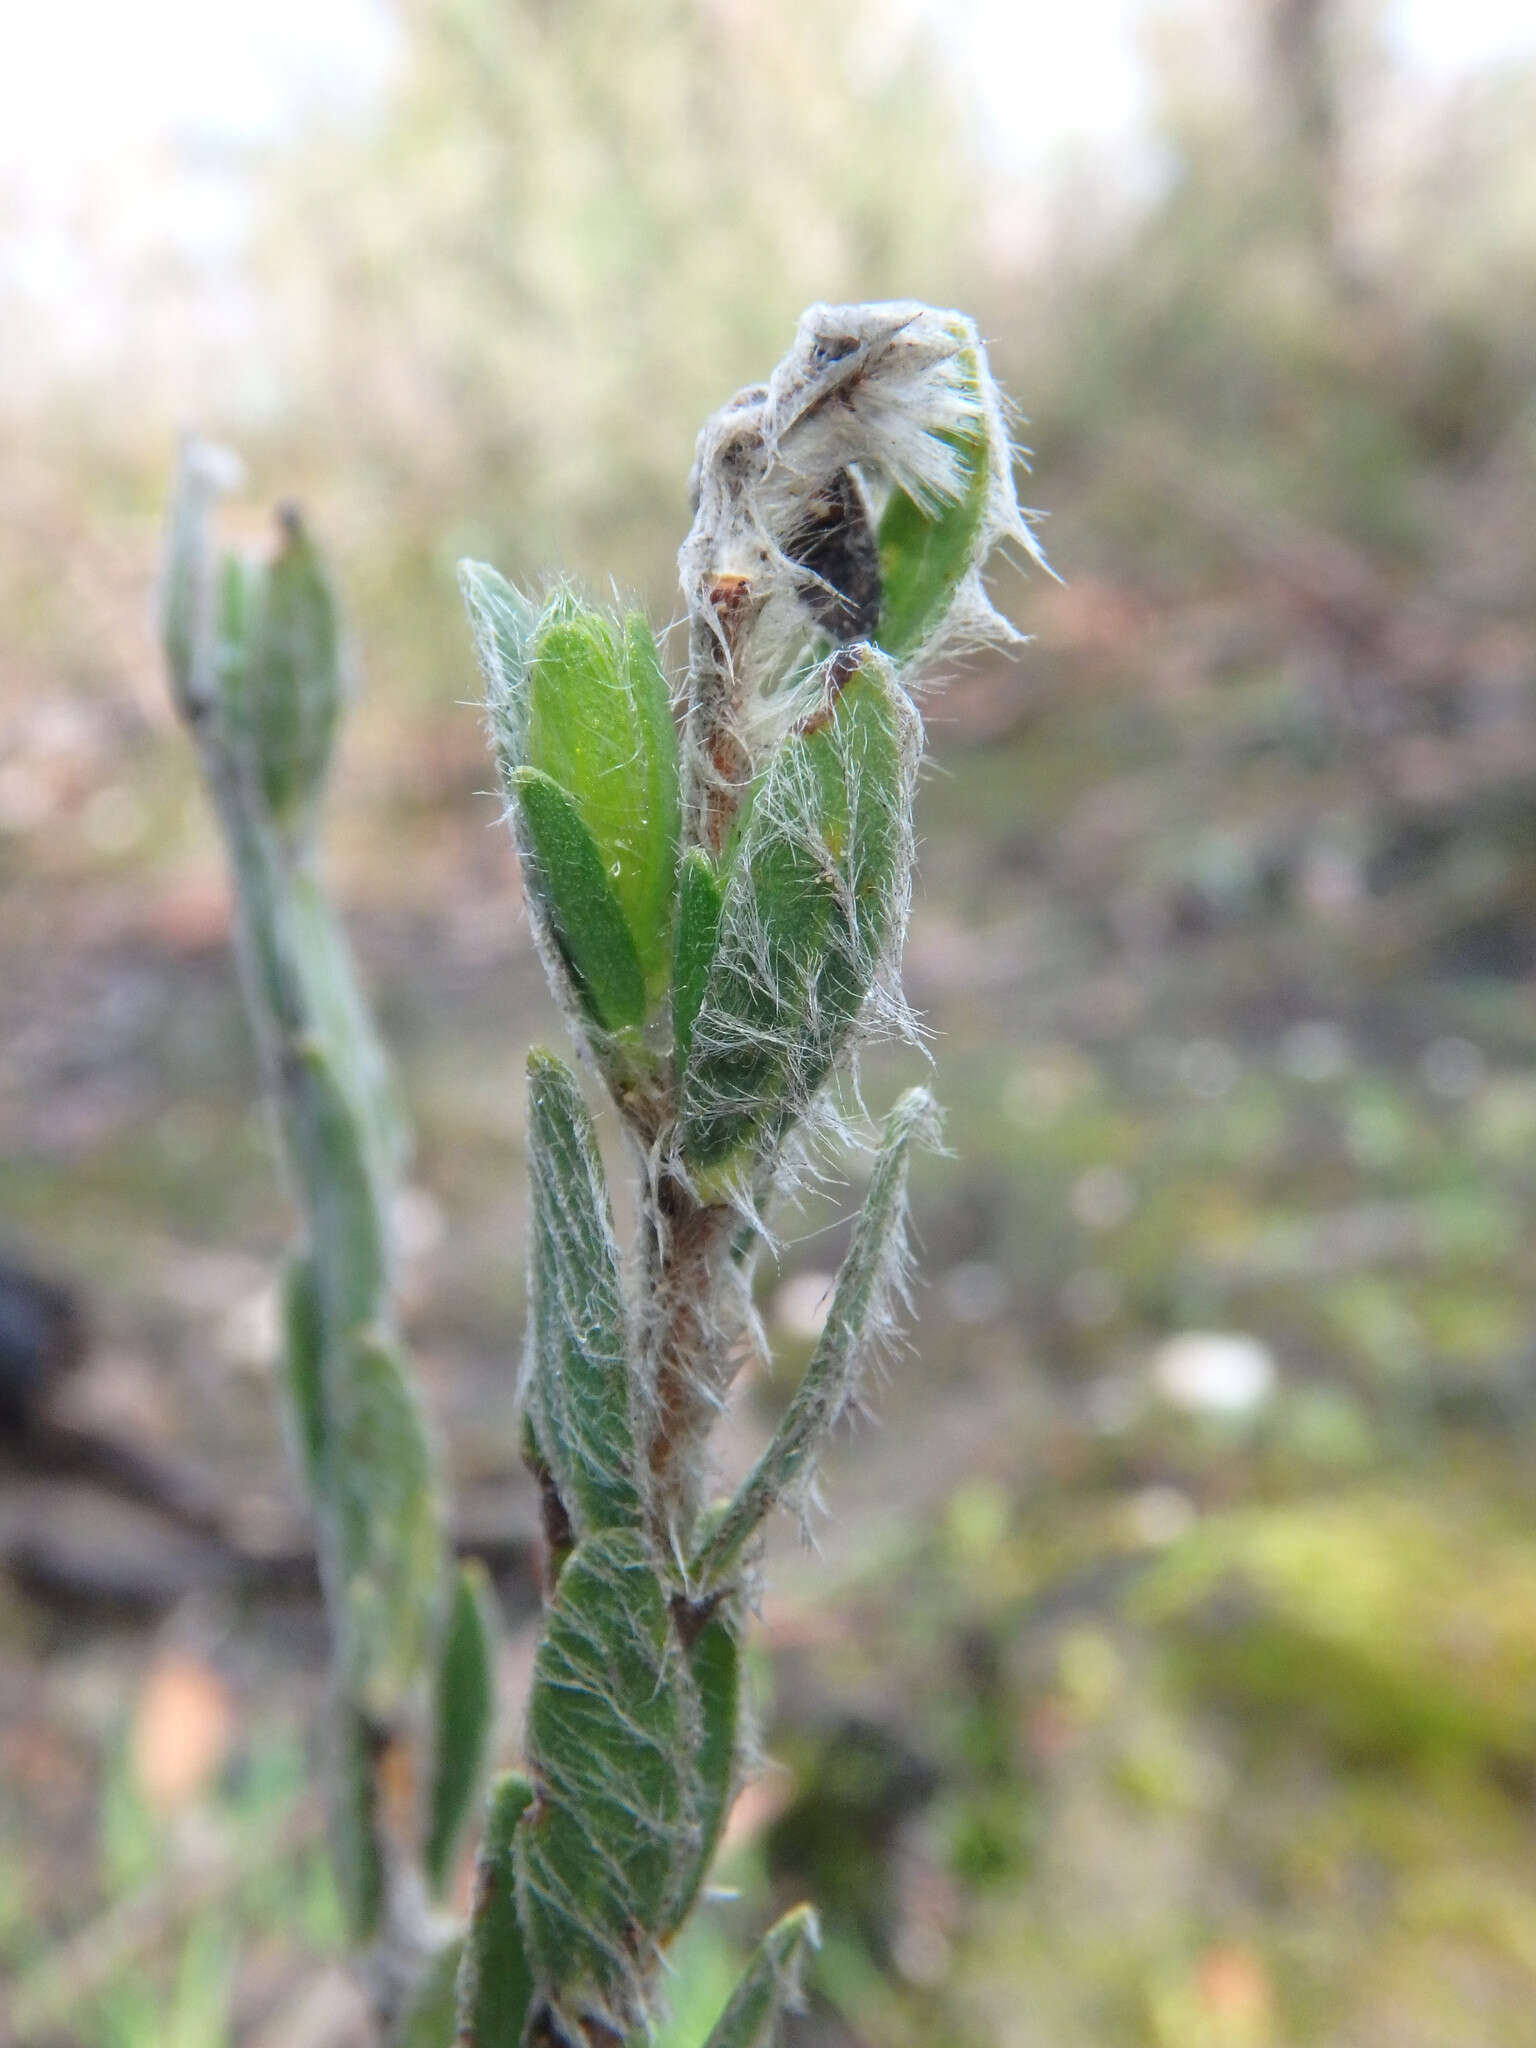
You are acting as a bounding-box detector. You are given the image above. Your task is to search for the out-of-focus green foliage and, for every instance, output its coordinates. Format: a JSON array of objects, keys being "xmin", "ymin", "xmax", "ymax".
[
  {"xmin": 1009, "ymin": 8, "xmax": 1536, "ymax": 584},
  {"xmin": 262, "ymin": 0, "xmax": 979, "ymax": 592}
]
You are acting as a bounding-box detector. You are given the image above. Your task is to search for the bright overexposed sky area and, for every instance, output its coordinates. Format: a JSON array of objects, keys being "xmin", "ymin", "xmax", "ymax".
[
  {"xmin": 954, "ymin": 0, "xmax": 1536, "ymax": 161},
  {"xmin": 1, "ymin": 0, "xmax": 1533, "ymax": 195}
]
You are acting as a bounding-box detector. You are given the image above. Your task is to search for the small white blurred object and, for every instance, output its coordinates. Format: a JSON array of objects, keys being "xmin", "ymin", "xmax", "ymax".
[{"xmin": 1151, "ymin": 1331, "xmax": 1277, "ymax": 1418}]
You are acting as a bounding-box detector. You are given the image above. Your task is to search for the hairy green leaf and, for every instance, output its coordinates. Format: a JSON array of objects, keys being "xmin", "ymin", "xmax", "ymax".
[
  {"xmin": 524, "ymin": 1049, "xmax": 644, "ymax": 1537},
  {"xmin": 680, "ymin": 650, "xmax": 916, "ymax": 1178},
  {"xmin": 470, "ymin": 578, "xmax": 680, "ymax": 1016},
  {"xmin": 875, "ymin": 335, "xmax": 990, "ymax": 659},
  {"xmin": 458, "ymin": 1771, "xmax": 537, "ymax": 2048},
  {"xmin": 511, "ymin": 768, "xmax": 648, "ymax": 1033},
  {"xmin": 425, "ymin": 1560, "xmax": 501, "ymax": 1897},
  {"xmin": 516, "ymin": 1530, "xmax": 692, "ymax": 2037},
  {"xmin": 526, "ymin": 601, "xmax": 678, "ymax": 1004},
  {"xmin": 692, "ymin": 1087, "xmax": 937, "ymax": 1586},
  {"xmin": 664, "ymin": 1611, "xmax": 740, "ymax": 1935},
  {"xmin": 699, "ymin": 1906, "xmax": 819, "ymax": 2048},
  {"xmin": 672, "ymin": 848, "xmax": 724, "ymax": 1077},
  {"xmin": 460, "ymin": 560, "xmax": 539, "ymax": 761}
]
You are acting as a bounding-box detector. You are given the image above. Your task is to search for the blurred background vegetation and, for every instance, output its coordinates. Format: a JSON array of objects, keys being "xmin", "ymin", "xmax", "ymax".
[{"xmin": 4, "ymin": 1, "xmax": 1536, "ymax": 2042}]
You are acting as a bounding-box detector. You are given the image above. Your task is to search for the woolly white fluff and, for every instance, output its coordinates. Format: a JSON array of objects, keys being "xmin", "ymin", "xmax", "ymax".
[{"xmin": 680, "ymin": 300, "xmax": 1046, "ymax": 761}]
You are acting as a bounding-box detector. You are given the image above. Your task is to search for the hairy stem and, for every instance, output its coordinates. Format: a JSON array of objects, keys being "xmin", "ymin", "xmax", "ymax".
[
  {"xmin": 682, "ymin": 596, "xmax": 755, "ymax": 858},
  {"xmin": 639, "ymin": 1165, "xmax": 736, "ymax": 1535}
]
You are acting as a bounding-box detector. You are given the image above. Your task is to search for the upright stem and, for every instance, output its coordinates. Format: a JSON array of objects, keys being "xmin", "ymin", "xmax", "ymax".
[
  {"xmin": 165, "ymin": 467, "xmax": 448, "ymax": 2034},
  {"xmin": 187, "ymin": 714, "xmax": 423, "ymax": 1933},
  {"xmin": 640, "ymin": 1167, "xmax": 735, "ymax": 1535},
  {"xmin": 682, "ymin": 589, "xmax": 755, "ymax": 858}
]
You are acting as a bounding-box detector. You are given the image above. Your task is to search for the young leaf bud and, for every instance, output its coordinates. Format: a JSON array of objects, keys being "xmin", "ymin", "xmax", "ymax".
[
  {"xmin": 466, "ymin": 573, "xmax": 681, "ymax": 1020},
  {"xmin": 679, "ymin": 302, "xmax": 1043, "ymax": 851},
  {"xmin": 235, "ymin": 507, "xmax": 347, "ymax": 842}
]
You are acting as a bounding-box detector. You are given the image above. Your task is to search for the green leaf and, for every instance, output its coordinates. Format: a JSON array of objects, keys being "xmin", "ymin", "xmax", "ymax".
[
  {"xmin": 672, "ymin": 848, "xmax": 724, "ymax": 1077},
  {"xmin": 516, "ymin": 1530, "xmax": 692, "ymax": 2038},
  {"xmin": 525, "ymin": 600, "xmax": 679, "ymax": 1005},
  {"xmin": 332, "ymin": 1332, "xmax": 444, "ymax": 1723},
  {"xmin": 469, "ymin": 576, "xmax": 681, "ymax": 1015},
  {"xmin": 460, "ymin": 560, "xmax": 539, "ymax": 761},
  {"xmin": 289, "ymin": 869, "xmax": 411, "ymax": 1186},
  {"xmin": 425, "ymin": 1560, "xmax": 501, "ymax": 1897},
  {"xmin": 329, "ymin": 1702, "xmax": 385, "ymax": 1944},
  {"xmin": 524, "ymin": 1049, "xmax": 644, "ymax": 1537},
  {"xmin": 664, "ymin": 1611, "xmax": 740, "ymax": 1935},
  {"xmin": 511, "ymin": 768, "xmax": 648, "ymax": 1033},
  {"xmin": 458, "ymin": 1771, "xmax": 537, "ymax": 2048},
  {"xmin": 698, "ymin": 1906, "xmax": 819, "ymax": 2048},
  {"xmin": 691, "ymin": 1087, "xmax": 938, "ymax": 1587},
  {"xmin": 241, "ymin": 509, "xmax": 345, "ymax": 834},
  {"xmin": 875, "ymin": 335, "xmax": 990, "ymax": 659},
  {"xmin": 215, "ymin": 550, "xmax": 261, "ymax": 695},
  {"xmin": 618, "ymin": 611, "xmax": 683, "ymax": 1001},
  {"xmin": 680, "ymin": 650, "xmax": 917, "ymax": 1179},
  {"xmin": 280, "ymin": 1251, "xmax": 327, "ymax": 1504},
  {"xmin": 289, "ymin": 1038, "xmax": 392, "ymax": 1340}
]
